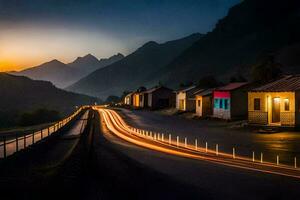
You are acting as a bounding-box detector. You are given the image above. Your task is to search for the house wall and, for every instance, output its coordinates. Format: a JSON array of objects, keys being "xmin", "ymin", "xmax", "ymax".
[
  {"xmin": 186, "ymin": 98, "xmax": 196, "ymax": 112},
  {"xmin": 133, "ymin": 94, "xmax": 140, "ymax": 107},
  {"xmin": 151, "ymin": 88, "xmax": 175, "ymax": 109},
  {"xmin": 195, "ymin": 96, "xmax": 203, "ymax": 116},
  {"xmin": 248, "ymin": 92, "xmax": 295, "ymax": 126},
  {"xmin": 176, "ymin": 92, "xmax": 186, "ymax": 111},
  {"xmin": 213, "ymin": 91, "xmax": 231, "ymax": 119},
  {"xmin": 231, "ymin": 89, "xmax": 248, "ymax": 119}
]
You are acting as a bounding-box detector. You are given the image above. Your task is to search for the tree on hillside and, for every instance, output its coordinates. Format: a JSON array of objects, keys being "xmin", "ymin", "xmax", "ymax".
[
  {"xmin": 251, "ymin": 54, "xmax": 282, "ymax": 84},
  {"xmin": 197, "ymin": 75, "xmax": 220, "ymax": 88}
]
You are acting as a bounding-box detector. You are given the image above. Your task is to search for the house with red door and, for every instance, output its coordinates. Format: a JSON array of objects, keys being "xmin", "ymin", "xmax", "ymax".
[{"xmin": 213, "ymin": 82, "xmax": 249, "ymax": 120}]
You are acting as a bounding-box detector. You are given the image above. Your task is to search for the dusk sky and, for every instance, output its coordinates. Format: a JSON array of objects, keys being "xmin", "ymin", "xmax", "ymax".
[{"xmin": 0, "ymin": 0, "xmax": 240, "ymax": 72}]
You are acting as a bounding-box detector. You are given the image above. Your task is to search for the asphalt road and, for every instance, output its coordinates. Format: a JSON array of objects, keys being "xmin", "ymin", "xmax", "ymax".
[
  {"xmin": 98, "ymin": 107, "xmax": 300, "ymax": 200},
  {"xmin": 118, "ymin": 108, "xmax": 300, "ymax": 166},
  {"xmin": 1, "ymin": 108, "xmax": 300, "ymax": 200}
]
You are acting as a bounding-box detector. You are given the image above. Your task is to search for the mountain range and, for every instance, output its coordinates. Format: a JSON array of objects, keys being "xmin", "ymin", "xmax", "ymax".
[
  {"xmin": 67, "ymin": 33, "xmax": 203, "ymax": 99},
  {"xmin": 11, "ymin": 53, "xmax": 124, "ymax": 88},
  {"xmin": 67, "ymin": 0, "xmax": 300, "ymax": 99},
  {"xmin": 158, "ymin": 0, "xmax": 300, "ymax": 86},
  {"xmin": 0, "ymin": 73, "xmax": 98, "ymax": 127}
]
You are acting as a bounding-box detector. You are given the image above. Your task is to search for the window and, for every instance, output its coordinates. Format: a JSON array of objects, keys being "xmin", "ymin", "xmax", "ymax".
[
  {"xmin": 219, "ymin": 99, "xmax": 223, "ymax": 109},
  {"xmin": 254, "ymin": 98, "xmax": 261, "ymax": 110},
  {"xmin": 198, "ymin": 100, "xmax": 201, "ymax": 107},
  {"xmin": 224, "ymin": 99, "xmax": 229, "ymax": 110},
  {"xmin": 284, "ymin": 99, "xmax": 290, "ymax": 111},
  {"xmin": 214, "ymin": 99, "xmax": 219, "ymax": 109}
]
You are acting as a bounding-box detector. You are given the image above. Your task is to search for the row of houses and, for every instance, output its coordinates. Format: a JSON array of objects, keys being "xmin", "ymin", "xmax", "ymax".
[
  {"xmin": 124, "ymin": 75, "xmax": 300, "ymax": 127},
  {"xmin": 124, "ymin": 86, "xmax": 175, "ymax": 110}
]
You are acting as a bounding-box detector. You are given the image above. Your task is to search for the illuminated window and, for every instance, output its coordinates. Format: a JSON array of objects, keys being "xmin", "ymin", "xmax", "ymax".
[
  {"xmin": 284, "ymin": 99, "xmax": 290, "ymax": 111},
  {"xmin": 254, "ymin": 98, "xmax": 260, "ymax": 110}
]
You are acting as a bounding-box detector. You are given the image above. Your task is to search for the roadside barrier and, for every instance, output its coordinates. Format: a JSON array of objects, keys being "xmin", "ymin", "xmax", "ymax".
[
  {"xmin": 0, "ymin": 106, "xmax": 89, "ymax": 159},
  {"xmin": 129, "ymin": 127, "xmax": 299, "ymax": 170}
]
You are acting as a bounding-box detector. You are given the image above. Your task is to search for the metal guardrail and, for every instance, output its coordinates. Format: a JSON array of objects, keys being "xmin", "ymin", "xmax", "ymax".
[{"xmin": 0, "ymin": 106, "xmax": 89, "ymax": 159}]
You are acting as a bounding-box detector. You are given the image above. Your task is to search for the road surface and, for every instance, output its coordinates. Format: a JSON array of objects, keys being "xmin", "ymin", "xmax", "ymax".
[
  {"xmin": 118, "ymin": 108, "xmax": 300, "ymax": 165},
  {"xmin": 97, "ymin": 107, "xmax": 300, "ymax": 199}
]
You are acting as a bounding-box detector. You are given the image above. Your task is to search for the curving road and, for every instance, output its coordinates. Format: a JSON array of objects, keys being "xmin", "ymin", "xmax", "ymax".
[{"xmin": 97, "ymin": 107, "xmax": 300, "ymax": 179}]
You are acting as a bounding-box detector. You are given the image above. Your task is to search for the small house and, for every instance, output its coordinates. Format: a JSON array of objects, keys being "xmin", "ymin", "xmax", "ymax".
[
  {"xmin": 124, "ymin": 92, "xmax": 134, "ymax": 106},
  {"xmin": 144, "ymin": 86, "xmax": 175, "ymax": 109},
  {"xmin": 175, "ymin": 86, "xmax": 198, "ymax": 111},
  {"xmin": 194, "ymin": 88, "xmax": 214, "ymax": 117},
  {"xmin": 248, "ymin": 75, "xmax": 300, "ymax": 127},
  {"xmin": 132, "ymin": 87, "xmax": 147, "ymax": 108},
  {"xmin": 213, "ymin": 82, "xmax": 249, "ymax": 120}
]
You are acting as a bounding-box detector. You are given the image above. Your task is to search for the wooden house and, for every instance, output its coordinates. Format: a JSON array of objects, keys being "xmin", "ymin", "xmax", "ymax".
[
  {"xmin": 144, "ymin": 86, "xmax": 175, "ymax": 109},
  {"xmin": 175, "ymin": 86, "xmax": 198, "ymax": 111},
  {"xmin": 124, "ymin": 92, "xmax": 134, "ymax": 106},
  {"xmin": 194, "ymin": 88, "xmax": 214, "ymax": 117},
  {"xmin": 213, "ymin": 82, "xmax": 249, "ymax": 120},
  {"xmin": 248, "ymin": 75, "xmax": 300, "ymax": 127}
]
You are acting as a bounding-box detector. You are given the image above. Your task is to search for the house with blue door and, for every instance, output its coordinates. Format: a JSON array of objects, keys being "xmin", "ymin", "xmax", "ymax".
[{"xmin": 213, "ymin": 82, "xmax": 249, "ymax": 120}]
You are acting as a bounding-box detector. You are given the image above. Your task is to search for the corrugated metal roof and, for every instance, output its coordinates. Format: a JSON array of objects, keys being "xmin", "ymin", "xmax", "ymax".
[
  {"xmin": 216, "ymin": 82, "xmax": 248, "ymax": 91},
  {"xmin": 252, "ymin": 75, "xmax": 300, "ymax": 92}
]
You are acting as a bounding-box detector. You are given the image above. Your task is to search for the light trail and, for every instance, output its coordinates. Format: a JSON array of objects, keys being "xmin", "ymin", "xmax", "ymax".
[{"xmin": 97, "ymin": 108, "xmax": 300, "ymax": 179}]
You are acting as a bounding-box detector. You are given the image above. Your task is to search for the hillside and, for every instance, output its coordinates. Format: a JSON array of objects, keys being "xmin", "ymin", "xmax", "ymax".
[
  {"xmin": 12, "ymin": 53, "xmax": 124, "ymax": 88},
  {"xmin": 0, "ymin": 73, "xmax": 98, "ymax": 127},
  {"xmin": 67, "ymin": 33, "xmax": 203, "ymax": 99},
  {"xmin": 158, "ymin": 0, "xmax": 300, "ymax": 86}
]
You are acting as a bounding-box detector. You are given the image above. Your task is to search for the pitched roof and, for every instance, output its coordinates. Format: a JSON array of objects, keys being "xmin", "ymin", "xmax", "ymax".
[
  {"xmin": 194, "ymin": 88, "xmax": 214, "ymax": 96},
  {"xmin": 175, "ymin": 85, "xmax": 196, "ymax": 93},
  {"xmin": 140, "ymin": 86, "xmax": 173, "ymax": 94},
  {"xmin": 216, "ymin": 82, "xmax": 248, "ymax": 91},
  {"xmin": 252, "ymin": 75, "xmax": 300, "ymax": 92}
]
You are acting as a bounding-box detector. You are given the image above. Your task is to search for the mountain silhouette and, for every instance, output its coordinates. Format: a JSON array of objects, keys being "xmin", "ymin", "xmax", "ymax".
[
  {"xmin": 12, "ymin": 53, "xmax": 124, "ymax": 88},
  {"xmin": 158, "ymin": 0, "xmax": 300, "ymax": 86},
  {"xmin": 67, "ymin": 33, "xmax": 203, "ymax": 99},
  {"xmin": 0, "ymin": 73, "xmax": 98, "ymax": 127}
]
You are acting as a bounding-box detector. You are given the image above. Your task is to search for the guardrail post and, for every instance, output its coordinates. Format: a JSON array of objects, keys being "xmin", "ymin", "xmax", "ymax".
[
  {"xmin": 276, "ymin": 155, "xmax": 279, "ymax": 165},
  {"xmin": 233, "ymin": 147, "xmax": 235, "ymax": 159},
  {"xmin": 3, "ymin": 136, "xmax": 7, "ymax": 158},
  {"xmin": 295, "ymin": 157, "xmax": 297, "ymax": 169},
  {"xmin": 162, "ymin": 134, "xmax": 164, "ymax": 142},
  {"xmin": 195, "ymin": 139, "xmax": 198, "ymax": 150},
  {"xmin": 205, "ymin": 142, "xmax": 208, "ymax": 153},
  {"xmin": 176, "ymin": 136, "xmax": 179, "ymax": 147},
  {"xmin": 260, "ymin": 153, "xmax": 263, "ymax": 163},
  {"xmin": 16, "ymin": 133, "xmax": 19, "ymax": 152},
  {"xmin": 216, "ymin": 144, "xmax": 218, "ymax": 156},
  {"xmin": 24, "ymin": 133, "xmax": 26, "ymax": 148},
  {"xmin": 32, "ymin": 131, "xmax": 35, "ymax": 144},
  {"xmin": 169, "ymin": 134, "xmax": 171, "ymax": 145},
  {"xmin": 184, "ymin": 137, "xmax": 187, "ymax": 148},
  {"xmin": 252, "ymin": 151, "xmax": 255, "ymax": 162}
]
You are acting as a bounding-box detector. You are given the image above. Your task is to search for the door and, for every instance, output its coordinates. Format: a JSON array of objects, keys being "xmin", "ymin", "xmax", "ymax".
[
  {"xmin": 272, "ymin": 98, "xmax": 280, "ymax": 123},
  {"xmin": 179, "ymin": 99, "xmax": 185, "ymax": 110}
]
